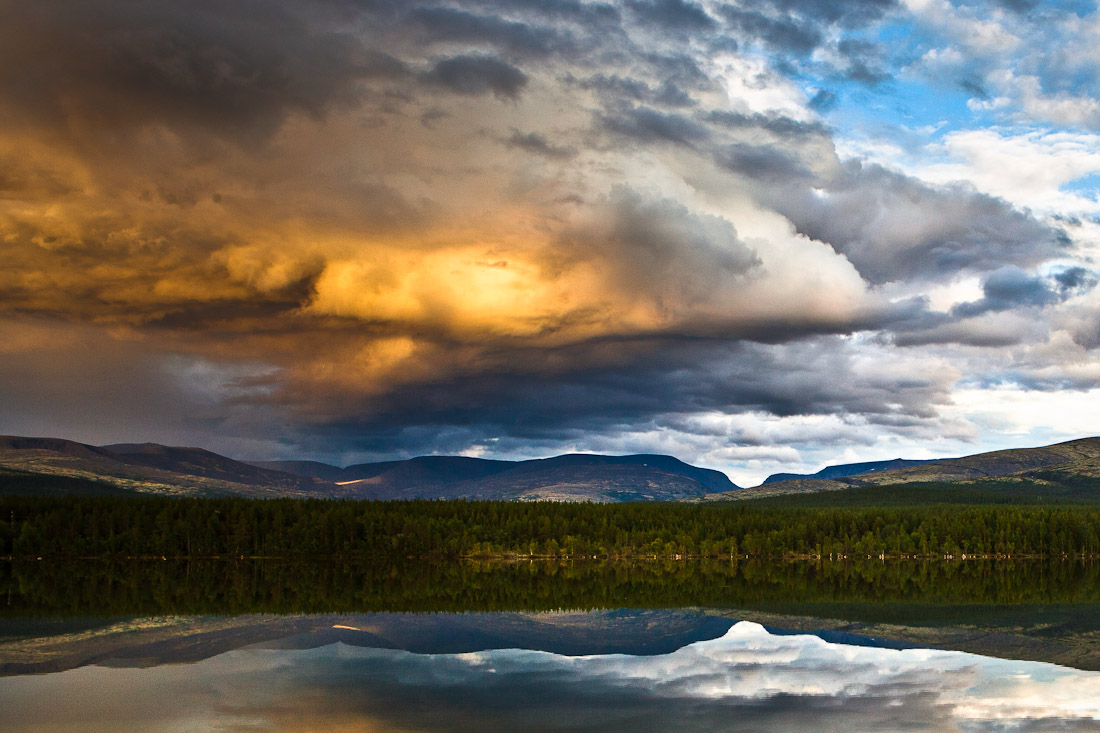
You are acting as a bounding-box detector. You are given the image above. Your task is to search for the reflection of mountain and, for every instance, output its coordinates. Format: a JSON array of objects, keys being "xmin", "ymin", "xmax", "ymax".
[
  {"xmin": 0, "ymin": 436, "xmax": 736, "ymax": 501},
  {"xmin": 265, "ymin": 609, "xmax": 738, "ymax": 657},
  {"xmin": 0, "ymin": 610, "xmax": 735, "ymax": 675},
  {"xmin": 5, "ymin": 621, "xmax": 1099, "ymax": 733},
  {"xmin": 5, "ymin": 606, "xmax": 1100, "ymax": 680}
]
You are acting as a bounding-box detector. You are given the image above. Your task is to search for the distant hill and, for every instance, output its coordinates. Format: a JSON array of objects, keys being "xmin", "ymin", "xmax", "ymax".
[
  {"xmin": 249, "ymin": 460, "xmax": 348, "ymax": 483},
  {"xmin": 0, "ymin": 467, "xmax": 139, "ymax": 498},
  {"xmin": 0, "ymin": 436, "xmax": 737, "ymax": 501},
  {"xmin": 102, "ymin": 443, "xmax": 331, "ymax": 489},
  {"xmin": 6, "ymin": 433, "xmax": 1100, "ymax": 504},
  {"xmin": 9, "ymin": 433, "xmax": 1100, "ymax": 504},
  {"xmin": 703, "ymin": 437, "xmax": 1100, "ymax": 502},
  {"xmin": 763, "ymin": 458, "xmax": 941, "ymax": 484},
  {"xmin": 252, "ymin": 453, "xmax": 738, "ymax": 501},
  {"xmin": 0, "ymin": 436, "xmax": 337, "ymax": 498},
  {"xmin": 341, "ymin": 455, "xmax": 517, "ymax": 487}
]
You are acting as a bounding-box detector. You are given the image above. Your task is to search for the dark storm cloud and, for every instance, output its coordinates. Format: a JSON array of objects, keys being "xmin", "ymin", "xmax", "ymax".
[
  {"xmin": 717, "ymin": 7, "xmax": 823, "ymax": 55},
  {"xmin": 640, "ymin": 53, "xmax": 712, "ymax": 89},
  {"xmin": 287, "ymin": 334, "xmax": 945, "ymax": 457},
  {"xmin": 884, "ymin": 265, "xmax": 1093, "ymax": 348},
  {"xmin": 0, "ymin": 153, "xmax": 79, "ymax": 200},
  {"xmin": 981, "ymin": 366, "xmax": 1100, "ymax": 392},
  {"xmin": 466, "ymin": 0, "xmax": 623, "ymax": 25},
  {"xmin": 505, "ymin": 130, "xmax": 575, "ymax": 158},
  {"xmin": 808, "ymin": 89, "xmax": 839, "ymax": 110},
  {"xmin": 767, "ymin": 0, "xmax": 898, "ymax": 28},
  {"xmin": 959, "ymin": 79, "xmax": 989, "ymax": 99},
  {"xmin": 552, "ymin": 187, "xmax": 761, "ymax": 296},
  {"xmin": 579, "ymin": 74, "xmax": 696, "ymax": 109},
  {"xmin": 715, "ymin": 0, "xmax": 899, "ymax": 60},
  {"xmin": 764, "ymin": 161, "xmax": 1067, "ymax": 284},
  {"xmin": 581, "ymin": 74, "xmax": 654, "ymax": 102},
  {"xmin": 420, "ymin": 54, "xmax": 529, "ymax": 98},
  {"xmin": 680, "ymin": 338, "xmax": 947, "ymax": 420},
  {"xmin": 889, "ymin": 265, "xmax": 1100, "ymax": 349},
  {"xmin": 0, "ymin": 318, "xmax": 288, "ymax": 456},
  {"xmin": 1054, "ymin": 266, "xmax": 1098, "ymax": 292},
  {"xmin": 989, "ymin": 0, "xmax": 1039, "ymax": 14},
  {"xmin": 0, "ymin": 0, "xmax": 1085, "ymax": 464},
  {"xmin": 702, "ymin": 110, "xmax": 831, "ymax": 138},
  {"xmin": 601, "ymin": 107, "xmax": 711, "ymax": 146},
  {"xmin": 655, "ymin": 82, "xmax": 697, "ymax": 107},
  {"xmin": 710, "ymin": 0, "xmax": 899, "ymax": 88},
  {"xmin": 718, "ymin": 143, "xmax": 813, "ymax": 182},
  {"xmin": 892, "ymin": 316, "xmax": 1047, "ymax": 348},
  {"xmin": 951, "ymin": 266, "xmax": 1060, "ymax": 318},
  {"xmin": 0, "ymin": 0, "xmax": 387, "ymax": 142},
  {"xmin": 626, "ymin": 0, "xmax": 717, "ymax": 32},
  {"xmin": 836, "ymin": 38, "xmax": 890, "ymax": 85},
  {"xmin": 1044, "ymin": 269, "xmax": 1100, "ymax": 351},
  {"xmin": 407, "ymin": 6, "xmax": 573, "ymax": 58}
]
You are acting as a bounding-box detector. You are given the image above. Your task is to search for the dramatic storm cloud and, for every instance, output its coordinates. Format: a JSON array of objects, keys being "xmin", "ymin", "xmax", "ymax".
[{"xmin": 2, "ymin": 0, "xmax": 1099, "ymax": 482}]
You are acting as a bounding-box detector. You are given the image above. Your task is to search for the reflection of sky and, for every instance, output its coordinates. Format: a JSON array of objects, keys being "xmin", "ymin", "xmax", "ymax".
[{"xmin": 2, "ymin": 622, "xmax": 1100, "ymax": 732}]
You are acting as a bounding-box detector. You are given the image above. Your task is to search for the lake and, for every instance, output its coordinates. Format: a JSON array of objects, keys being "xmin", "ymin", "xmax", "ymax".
[{"xmin": 3, "ymin": 559, "xmax": 1100, "ymax": 731}]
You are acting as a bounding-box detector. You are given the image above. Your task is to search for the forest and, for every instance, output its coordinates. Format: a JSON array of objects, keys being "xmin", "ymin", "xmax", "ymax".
[{"xmin": 4, "ymin": 495, "xmax": 1100, "ymax": 559}]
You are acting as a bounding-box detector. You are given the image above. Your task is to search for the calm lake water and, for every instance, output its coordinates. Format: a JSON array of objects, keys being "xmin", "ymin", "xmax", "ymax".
[{"xmin": 3, "ymin": 560, "xmax": 1100, "ymax": 731}]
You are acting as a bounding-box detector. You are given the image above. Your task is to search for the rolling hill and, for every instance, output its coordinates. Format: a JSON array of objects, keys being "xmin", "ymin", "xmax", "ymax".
[
  {"xmin": 0, "ymin": 437, "xmax": 340, "ymax": 498},
  {"xmin": 703, "ymin": 437, "xmax": 1100, "ymax": 502},
  {"xmin": 253, "ymin": 453, "xmax": 738, "ymax": 501},
  {"xmin": 762, "ymin": 458, "xmax": 940, "ymax": 484},
  {"xmin": 0, "ymin": 437, "xmax": 737, "ymax": 502},
  {"xmin": 8, "ymin": 433, "xmax": 1100, "ymax": 504}
]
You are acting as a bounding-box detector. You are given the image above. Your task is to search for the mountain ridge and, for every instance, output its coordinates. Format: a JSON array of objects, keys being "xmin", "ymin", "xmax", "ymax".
[
  {"xmin": 252, "ymin": 453, "xmax": 738, "ymax": 501},
  {"xmin": 703, "ymin": 436, "xmax": 1100, "ymax": 501},
  {"xmin": 762, "ymin": 458, "xmax": 942, "ymax": 485},
  {"xmin": 0, "ymin": 436, "xmax": 336, "ymax": 498},
  {"xmin": 0, "ymin": 436, "xmax": 736, "ymax": 502},
  {"xmin": 5, "ymin": 433, "xmax": 1100, "ymax": 504}
]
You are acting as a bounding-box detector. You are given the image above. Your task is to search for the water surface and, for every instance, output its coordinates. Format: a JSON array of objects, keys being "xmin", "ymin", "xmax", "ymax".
[
  {"xmin": 3, "ymin": 613, "xmax": 1100, "ymax": 732},
  {"xmin": 4, "ymin": 560, "xmax": 1100, "ymax": 730}
]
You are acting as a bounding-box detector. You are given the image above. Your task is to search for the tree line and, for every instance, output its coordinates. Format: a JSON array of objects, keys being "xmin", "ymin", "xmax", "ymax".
[{"xmin": 4, "ymin": 495, "xmax": 1100, "ymax": 559}]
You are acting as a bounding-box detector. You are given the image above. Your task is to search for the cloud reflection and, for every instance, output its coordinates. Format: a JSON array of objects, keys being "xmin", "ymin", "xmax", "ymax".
[{"xmin": 2, "ymin": 622, "xmax": 1100, "ymax": 731}]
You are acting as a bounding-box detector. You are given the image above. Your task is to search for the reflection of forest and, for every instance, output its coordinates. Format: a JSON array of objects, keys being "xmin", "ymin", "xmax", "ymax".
[
  {"xmin": 4, "ymin": 558, "xmax": 1100, "ymax": 617},
  {"xmin": 5, "ymin": 496, "xmax": 1100, "ymax": 559}
]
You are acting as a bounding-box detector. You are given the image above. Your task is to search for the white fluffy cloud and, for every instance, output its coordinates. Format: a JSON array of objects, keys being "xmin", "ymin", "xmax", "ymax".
[{"xmin": 905, "ymin": 129, "xmax": 1100, "ymax": 216}]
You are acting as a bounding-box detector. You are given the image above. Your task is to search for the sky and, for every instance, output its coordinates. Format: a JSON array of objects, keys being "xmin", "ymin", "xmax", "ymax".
[{"xmin": 2, "ymin": 0, "xmax": 1100, "ymax": 484}]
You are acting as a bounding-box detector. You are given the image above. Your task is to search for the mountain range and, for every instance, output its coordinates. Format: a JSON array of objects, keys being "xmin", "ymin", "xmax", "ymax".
[
  {"xmin": 703, "ymin": 436, "xmax": 1100, "ymax": 502},
  {"xmin": 3, "ymin": 434, "xmax": 1099, "ymax": 503},
  {"xmin": 762, "ymin": 458, "xmax": 941, "ymax": 484},
  {"xmin": 255, "ymin": 453, "xmax": 738, "ymax": 501},
  {"xmin": 0, "ymin": 436, "xmax": 736, "ymax": 502}
]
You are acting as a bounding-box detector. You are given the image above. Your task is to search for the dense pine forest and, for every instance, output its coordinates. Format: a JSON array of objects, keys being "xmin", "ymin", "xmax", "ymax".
[{"xmin": 4, "ymin": 495, "xmax": 1100, "ymax": 559}]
